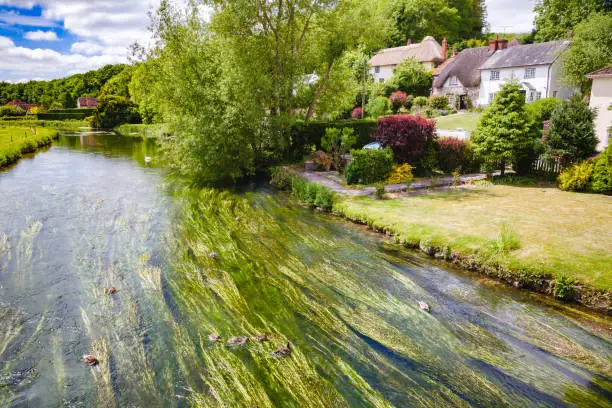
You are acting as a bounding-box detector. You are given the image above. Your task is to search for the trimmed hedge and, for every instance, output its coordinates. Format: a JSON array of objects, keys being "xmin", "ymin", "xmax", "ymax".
[
  {"xmin": 290, "ymin": 119, "xmax": 377, "ymax": 155},
  {"xmin": 36, "ymin": 112, "xmax": 91, "ymax": 120},
  {"xmin": 49, "ymin": 108, "xmax": 97, "ymax": 115}
]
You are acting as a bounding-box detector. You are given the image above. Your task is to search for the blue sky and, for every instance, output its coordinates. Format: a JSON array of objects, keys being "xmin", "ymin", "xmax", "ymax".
[{"xmin": 0, "ymin": 0, "xmax": 536, "ymax": 83}]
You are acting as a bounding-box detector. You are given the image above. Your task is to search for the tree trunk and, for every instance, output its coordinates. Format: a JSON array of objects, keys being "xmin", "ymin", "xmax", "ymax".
[
  {"xmin": 305, "ymin": 60, "xmax": 334, "ymax": 122},
  {"xmin": 500, "ymin": 159, "xmax": 506, "ymax": 176}
]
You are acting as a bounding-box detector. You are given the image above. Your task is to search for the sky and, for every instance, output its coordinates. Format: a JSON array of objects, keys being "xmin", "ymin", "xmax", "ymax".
[{"xmin": 0, "ymin": 0, "xmax": 536, "ymax": 83}]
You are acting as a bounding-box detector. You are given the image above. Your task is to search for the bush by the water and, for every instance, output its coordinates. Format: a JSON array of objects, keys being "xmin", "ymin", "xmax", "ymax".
[
  {"xmin": 344, "ymin": 147, "xmax": 394, "ymax": 185},
  {"xmin": 270, "ymin": 167, "xmax": 334, "ymax": 210},
  {"xmin": 312, "ymin": 150, "xmax": 332, "ymax": 171},
  {"xmin": 90, "ymin": 95, "xmax": 141, "ymax": 128},
  {"xmin": 372, "ymin": 114, "xmax": 437, "ymax": 166},
  {"xmin": 290, "ymin": 119, "xmax": 376, "ymax": 157}
]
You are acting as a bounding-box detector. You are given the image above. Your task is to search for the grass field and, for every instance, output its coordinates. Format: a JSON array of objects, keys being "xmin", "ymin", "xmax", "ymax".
[
  {"xmin": 435, "ymin": 112, "xmax": 482, "ymax": 131},
  {"xmin": 0, "ymin": 125, "xmax": 59, "ymax": 168},
  {"xmin": 334, "ymin": 185, "xmax": 612, "ymax": 291}
]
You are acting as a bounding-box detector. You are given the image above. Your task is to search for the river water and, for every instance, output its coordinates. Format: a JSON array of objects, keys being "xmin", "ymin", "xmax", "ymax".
[{"xmin": 0, "ymin": 133, "xmax": 610, "ymax": 407}]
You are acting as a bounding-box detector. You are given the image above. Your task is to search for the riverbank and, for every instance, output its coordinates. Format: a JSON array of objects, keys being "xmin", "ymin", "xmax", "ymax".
[
  {"xmin": 331, "ymin": 185, "xmax": 612, "ymax": 313},
  {"xmin": 113, "ymin": 123, "xmax": 166, "ymax": 138},
  {"xmin": 0, "ymin": 125, "xmax": 59, "ymax": 168}
]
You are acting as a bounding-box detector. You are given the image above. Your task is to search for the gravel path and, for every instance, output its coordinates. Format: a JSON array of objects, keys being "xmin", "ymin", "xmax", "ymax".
[{"xmin": 291, "ymin": 169, "xmax": 488, "ymax": 197}]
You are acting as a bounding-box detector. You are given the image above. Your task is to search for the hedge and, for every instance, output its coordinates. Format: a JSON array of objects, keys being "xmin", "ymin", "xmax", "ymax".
[
  {"xmin": 48, "ymin": 108, "xmax": 97, "ymax": 115},
  {"xmin": 36, "ymin": 112, "xmax": 91, "ymax": 120},
  {"xmin": 290, "ymin": 119, "xmax": 377, "ymax": 155}
]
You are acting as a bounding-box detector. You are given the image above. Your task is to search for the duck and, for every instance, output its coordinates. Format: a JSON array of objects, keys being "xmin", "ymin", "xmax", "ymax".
[
  {"xmin": 108, "ymin": 286, "xmax": 117, "ymax": 295},
  {"xmin": 227, "ymin": 336, "xmax": 249, "ymax": 346},
  {"xmin": 272, "ymin": 342, "xmax": 292, "ymax": 358},
  {"xmin": 235, "ymin": 216, "xmax": 241, "ymax": 222},
  {"xmin": 209, "ymin": 252, "xmax": 217, "ymax": 259},
  {"xmin": 418, "ymin": 301, "xmax": 430, "ymax": 312},
  {"xmin": 208, "ymin": 334, "xmax": 220, "ymax": 343},
  {"xmin": 253, "ymin": 333, "xmax": 269, "ymax": 342},
  {"xmin": 83, "ymin": 354, "xmax": 99, "ymax": 366},
  {"xmin": 144, "ymin": 156, "xmax": 152, "ymax": 164}
]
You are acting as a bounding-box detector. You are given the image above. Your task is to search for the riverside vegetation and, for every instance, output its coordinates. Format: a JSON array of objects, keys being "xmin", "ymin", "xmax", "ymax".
[{"xmin": 0, "ymin": 125, "xmax": 59, "ymax": 168}]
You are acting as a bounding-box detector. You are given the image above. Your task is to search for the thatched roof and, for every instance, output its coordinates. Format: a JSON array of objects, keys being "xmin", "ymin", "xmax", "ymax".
[
  {"xmin": 433, "ymin": 47, "xmax": 494, "ymax": 88},
  {"xmin": 479, "ymin": 40, "xmax": 569, "ymax": 70},
  {"xmin": 370, "ymin": 36, "xmax": 444, "ymax": 67}
]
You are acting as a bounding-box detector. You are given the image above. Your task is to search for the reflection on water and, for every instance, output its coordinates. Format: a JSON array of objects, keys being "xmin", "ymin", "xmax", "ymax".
[{"xmin": 0, "ymin": 133, "xmax": 610, "ymax": 407}]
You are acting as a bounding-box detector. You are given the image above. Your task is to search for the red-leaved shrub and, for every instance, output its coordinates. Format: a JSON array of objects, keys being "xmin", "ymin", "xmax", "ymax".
[
  {"xmin": 389, "ymin": 91, "xmax": 408, "ymax": 113},
  {"xmin": 351, "ymin": 107, "xmax": 363, "ymax": 119},
  {"xmin": 312, "ymin": 150, "xmax": 332, "ymax": 171},
  {"xmin": 373, "ymin": 114, "xmax": 437, "ymax": 164}
]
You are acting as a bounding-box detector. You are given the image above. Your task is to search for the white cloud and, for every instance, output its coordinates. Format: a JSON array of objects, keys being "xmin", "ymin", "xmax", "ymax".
[
  {"xmin": 24, "ymin": 30, "xmax": 58, "ymax": 41},
  {"xmin": 0, "ymin": 10, "xmax": 58, "ymax": 27},
  {"xmin": 70, "ymin": 41, "xmax": 105, "ymax": 56},
  {"xmin": 485, "ymin": 0, "xmax": 536, "ymax": 33}
]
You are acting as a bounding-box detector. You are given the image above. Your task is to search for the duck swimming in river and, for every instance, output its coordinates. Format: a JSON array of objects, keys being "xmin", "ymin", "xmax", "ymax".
[
  {"xmin": 273, "ymin": 342, "xmax": 292, "ymax": 357},
  {"xmin": 418, "ymin": 301, "xmax": 430, "ymax": 312},
  {"xmin": 209, "ymin": 334, "xmax": 220, "ymax": 343},
  {"xmin": 83, "ymin": 355, "xmax": 99, "ymax": 366}
]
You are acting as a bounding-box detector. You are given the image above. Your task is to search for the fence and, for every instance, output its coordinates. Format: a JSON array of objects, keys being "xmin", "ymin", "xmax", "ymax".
[{"xmin": 532, "ymin": 156, "xmax": 562, "ymax": 176}]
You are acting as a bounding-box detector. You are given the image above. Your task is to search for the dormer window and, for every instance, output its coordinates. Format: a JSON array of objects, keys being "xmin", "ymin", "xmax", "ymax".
[
  {"xmin": 490, "ymin": 71, "xmax": 500, "ymax": 80},
  {"xmin": 449, "ymin": 76, "xmax": 458, "ymax": 86},
  {"xmin": 524, "ymin": 67, "xmax": 536, "ymax": 79}
]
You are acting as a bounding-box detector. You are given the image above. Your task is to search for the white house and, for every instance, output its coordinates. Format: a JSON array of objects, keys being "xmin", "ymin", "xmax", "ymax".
[
  {"xmin": 587, "ymin": 67, "xmax": 612, "ymax": 151},
  {"xmin": 369, "ymin": 36, "xmax": 446, "ymax": 83},
  {"xmin": 477, "ymin": 40, "xmax": 572, "ymax": 106}
]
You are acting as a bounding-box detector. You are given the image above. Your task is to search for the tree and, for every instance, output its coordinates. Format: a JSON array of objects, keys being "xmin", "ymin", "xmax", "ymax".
[
  {"xmin": 525, "ymin": 97, "xmax": 562, "ymax": 125},
  {"xmin": 561, "ymin": 13, "xmax": 612, "ymax": 92},
  {"xmin": 91, "ymin": 95, "xmax": 141, "ymax": 128},
  {"xmin": 387, "ymin": 58, "xmax": 432, "ymax": 96},
  {"xmin": 545, "ymin": 95, "xmax": 598, "ymax": 165},
  {"xmin": 533, "ymin": 0, "xmax": 606, "ymax": 42},
  {"xmin": 100, "ymin": 65, "xmax": 135, "ymax": 98},
  {"xmin": 472, "ymin": 82, "xmax": 535, "ymax": 175}
]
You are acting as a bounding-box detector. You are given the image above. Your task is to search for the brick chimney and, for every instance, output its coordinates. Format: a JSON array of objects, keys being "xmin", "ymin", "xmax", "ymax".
[
  {"xmin": 488, "ymin": 35, "xmax": 509, "ymax": 52},
  {"xmin": 441, "ymin": 37, "xmax": 447, "ymax": 61},
  {"xmin": 407, "ymin": 39, "xmax": 412, "ymax": 45}
]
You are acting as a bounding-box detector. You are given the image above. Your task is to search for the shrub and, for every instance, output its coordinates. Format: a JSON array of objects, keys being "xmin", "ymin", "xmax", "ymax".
[
  {"xmin": 428, "ymin": 95, "xmax": 449, "ymax": 110},
  {"xmin": 404, "ymin": 95, "xmax": 414, "ymax": 110},
  {"xmin": 90, "ymin": 95, "xmax": 141, "ymax": 128},
  {"xmin": 367, "ymin": 96, "xmax": 390, "ymax": 118},
  {"xmin": 269, "ymin": 167, "xmax": 335, "ymax": 210},
  {"xmin": 351, "ymin": 107, "xmax": 363, "ymax": 119},
  {"xmin": 387, "ymin": 58, "xmax": 432, "ymax": 96},
  {"xmin": 525, "ymin": 97, "xmax": 562, "ymax": 125},
  {"xmin": 372, "ymin": 114, "xmax": 437, "ymax": 166},
  {"xmin": 289, "ymin": 119, "xmax": 377, "ymax": 156},
  {"xmin": 557, "ymin": 160, "xmax": 594, "ymax": 192},
  {"xmin": 437, "ymin": 137, "xmax": 467, "ymax": 172},
  {"xmin": 590, "ymin": 147, "xmax": 612, "ymax": 194},
  {"xmin": 322, "ymin": 127, "xmax": 356, "ymax": 171},
  {"xmin": 312, "ymin": 150, "xmax": 332, "ymax": 171},
  {"xmin": 0, "ymin": 105, "xmax": 26, "ymax": 117},
  {"xmin": 413, "ymin": 96, "xmax": 428, "ymax": 108},
  {"xmin": 344, "ymin": 147, "xmax": 394, "ymax": 184},
  {"xmin": 374, "ymin": 182, "xmax": 385, "ymax": 199},
  {"xmin": 554, "ymin": 275, "xmax": 574, "ymax": 301},
  {"xmin": 270, "ymin": 166, "xmax": 293, "ymax": 189},
  {"xmin": 546, "ymin": 95, "xmax": 597, "ymax": 165},
  {"xmin": 386, "ymin": 163, "xmax": 414, "ymax": 184},
  {"xmin": 389, "ymin": 91, "xmax": 408, "ymax": 114}
]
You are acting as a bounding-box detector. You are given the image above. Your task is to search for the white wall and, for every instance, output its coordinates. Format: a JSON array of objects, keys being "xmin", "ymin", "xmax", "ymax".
[
  {"xmin": 590, "ymin": 77, "xmax": 612, "ymax": 151},
  {"xmin": 370, "ymin": 65, "xmax": 395, "ymax": 83}
]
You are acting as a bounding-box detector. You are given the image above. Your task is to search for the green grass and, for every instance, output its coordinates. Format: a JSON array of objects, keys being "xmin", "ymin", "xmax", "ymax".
[
  {"xmin": 0, "ymin": 118, "xmax": 89, "ymax": 130},
  {"xmin": 435, "ymin": 112, "xmax": 482, "ymax": 131},
  {"xmin": 334, "ymin": 185, "xmax": 612, "ymax": 291},
  {"xmin": 0, "ymin": 125, "xmax": 59, "ymax": 168}
]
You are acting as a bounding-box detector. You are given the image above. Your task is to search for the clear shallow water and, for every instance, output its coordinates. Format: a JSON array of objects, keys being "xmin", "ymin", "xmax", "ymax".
[{"xmin": 0, "ymin": 133, "xmax": 610, "ymax": 407}]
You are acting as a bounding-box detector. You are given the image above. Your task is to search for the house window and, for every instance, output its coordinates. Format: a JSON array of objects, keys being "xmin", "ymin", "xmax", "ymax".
[
  {"xmin": 490, "ymin": 70, "xmax": 500, "ymax": 80},
  {"xmin": 488, "ymin": 93, "xmax": 496, "ymax": 103},
  {"xmin": 553, "ymin": 90, "xmax": 557, "ymax": 98},
  {"xmin": 449, "ymin": 76, "xmax": 458, "ymax": 86},
  {"xmin": 536, "ymin": 91, "xmax": 542, "ymax": 100},
  {"xmin": 378, "ymin": 78, "xmax": 384, "ymax": 83},
  {"xmin": 524, "ymin": 67, "xmax": 536, "ymax": 79},
  {"xmin": 374, "ymin": 66, "xmax": 380, "ymax": 74}
]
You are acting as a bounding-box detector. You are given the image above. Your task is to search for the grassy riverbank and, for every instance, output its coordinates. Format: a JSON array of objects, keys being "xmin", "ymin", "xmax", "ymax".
[
  {"xmin": 333, "ymin": 185, "xmax": 612, "ymax": 310},
  {"xmin": 0, "ymin": 125, "xmax": 59, "ymax": 168},
  {"xmin": 113, "ymin": 123, "xmax": 166, "ymax": 138}
]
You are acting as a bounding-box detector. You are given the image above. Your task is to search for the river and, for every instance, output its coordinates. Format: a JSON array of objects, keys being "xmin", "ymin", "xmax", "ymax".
[{"xmin": 0, "ymin": 132, "xmax": 610, "ymax": 407}]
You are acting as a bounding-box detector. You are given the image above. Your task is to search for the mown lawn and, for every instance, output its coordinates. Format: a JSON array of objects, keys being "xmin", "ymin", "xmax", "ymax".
[
  {"xmin": 0, "ymin": 125, "xmax": 58, "ymax": 167},
  {"xmin": 435, "ymin": 112, "xmax": 482, "ymax": 131},
  {"xmin": 334, "ymin": 185, "xmax": 612, "ymax": 291}
]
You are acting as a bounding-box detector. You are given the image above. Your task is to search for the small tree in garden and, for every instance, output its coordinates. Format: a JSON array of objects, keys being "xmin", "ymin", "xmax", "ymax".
[
  {"xmin": 404, "ymin": 94, "xmax": 414, "ymax": 111},
  {"xmin": 472, "ymin": 82, "xmax": 535, "ymax": 176},
  {"xmin": 437, "ymin": 137, "xmax": 467, "ymax": 172},
  {"xmin": 388, "ymin": 58, "xmax": 432, "ymax": 96},
  {"xmin": 428, "ymin": 95, "xmax": 449, "ymax": 110},
  {"xmin": 367, "ymin": 96, "xmax": 390, "ymax": 118},
  {"xmin": 344, "ymin": 147, "xmax": 394, "ymax": 184},
  {"xmin": 372, "ymin": 114, "xmax": 437, "ymax": 167},
  {"xmin": 413, "ymin": 96, "xmax": 428, "ymax": 111},
  {"xmin": 389, "ymin": 91, "xmax": 407, "ymax": 113},
  {"xmin": 545, "ymin": 95, "xmax": 597, "ymax": 165},
  {"xmin": 322, "ymin": 127, "xmax": 357, "ymax": 171},
  {"xmin": 351, "ymin": 107, "xmax": 363, "ymax": 119}
]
